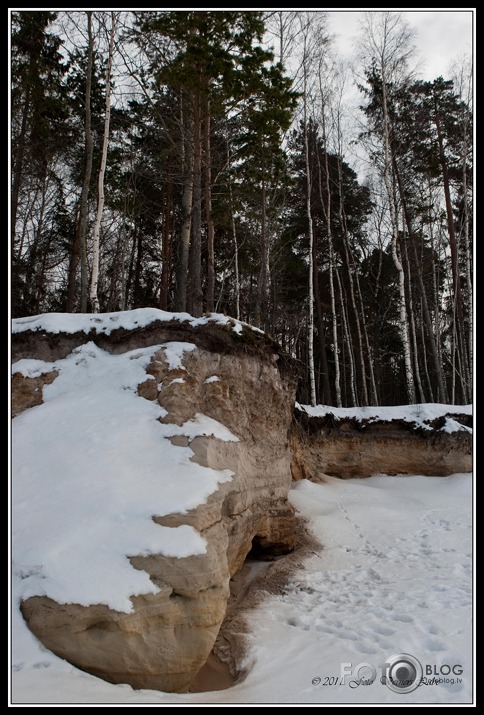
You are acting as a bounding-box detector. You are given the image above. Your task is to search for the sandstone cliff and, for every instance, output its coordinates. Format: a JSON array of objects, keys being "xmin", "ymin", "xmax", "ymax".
[
  {"xmin": 291, "ymin": 405, "xmax": 472, "ymax": 480},
  {"xmin": 12, "ymin": 311, "xmax": 297, "ymax": 692}
]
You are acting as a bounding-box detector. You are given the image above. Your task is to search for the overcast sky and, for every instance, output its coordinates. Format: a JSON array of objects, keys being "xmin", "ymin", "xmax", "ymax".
[{"xmin": 327, "ymin": 9, "xmax": 474, "ymax": 80}]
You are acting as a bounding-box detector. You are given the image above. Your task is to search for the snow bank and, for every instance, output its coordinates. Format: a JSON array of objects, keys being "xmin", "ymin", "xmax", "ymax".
[
  {"xmin": 11, "ymin": 308, "xmax": 260, "ymax": 338},
  {"xmin": 297, "ymin": 402, "xmax": 472, "ymax": 433}
]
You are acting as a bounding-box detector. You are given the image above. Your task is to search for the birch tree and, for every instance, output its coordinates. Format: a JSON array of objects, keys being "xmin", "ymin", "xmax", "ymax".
[
  {"xmin": 89, "ymin": 11, "xmax": 117, "ymax": 313},
  {"xmin": 299, "ymin": 12, "xmax": 317, "ymax": 406},
  {"xmin": 359, "ymin": 11, "xmax": 417, "ymax": 403},
  {"xmin": 66, "ymin": 10, "xmax": 93, "ymax": 312}
]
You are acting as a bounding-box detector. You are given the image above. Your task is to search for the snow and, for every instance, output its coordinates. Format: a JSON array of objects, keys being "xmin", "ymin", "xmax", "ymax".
[
  {"xmin": 159, "ymin": 413, "xmax": 239, "ymax": 444},
  {"xmin": 204, "ymin": 375, "xmax": 221, "ymax": 384},
  {"xmin": 11, "ymin": 472, "xmax": 473, "ymax": 704},
  {"xmin": 12, "ymin": 341, "xmax": 236, "ymax": 614},
  {"xmin": 161, "ymin": 341, "xmax": 196, "ymax": 370},
  {"xmin": 249, "ymin": 474, "xmax": 473, "ymax": 704},
  {"xmin": 11, "ymin": 308, "xmax": 260, "ymax": 338},
  {"xmin": 12, "ymin": 359, "xmax": 58, "ymax": 378},
  {"xmin": 297, "ymin": 402, "xmax": 472, "ymax": 433}
]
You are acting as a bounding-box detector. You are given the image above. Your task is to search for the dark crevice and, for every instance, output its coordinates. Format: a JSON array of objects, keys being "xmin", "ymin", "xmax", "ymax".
[
  {"xmin": 247, "ymin": 533, "xmax": 295, "ymax": 561},
  {"xmin": 187, "ymin": 535, "xmax": 294, "ymax": 693}
]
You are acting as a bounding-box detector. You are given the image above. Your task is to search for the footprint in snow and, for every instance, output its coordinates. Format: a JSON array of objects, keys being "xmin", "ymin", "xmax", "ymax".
[
  {"xmin": 354, "ymin": 643, "xmax": 378, "ymax": 655},
  {"xmin": 391, "ymin": 613, "xmax": 414, "ymax": 623},
  {"xmin": 336, "ymin": 631, "xmax": 358, "ymax": 641},
  {"xmin": 314, "ymin": 624, "xmax": 338, "ymax": 635},
  {"xmin": 423, "ymin": 636, "xmax": 447, "ymax": 652},
  {"xmin": 373, "ymin": 624, "xmax": 396, "ymax": 637}
]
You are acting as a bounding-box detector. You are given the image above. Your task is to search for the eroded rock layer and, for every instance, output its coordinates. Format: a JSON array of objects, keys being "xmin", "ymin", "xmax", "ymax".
[{"xmin": 13, "ymin": 319, "xmax": 297, "ymax": 692}]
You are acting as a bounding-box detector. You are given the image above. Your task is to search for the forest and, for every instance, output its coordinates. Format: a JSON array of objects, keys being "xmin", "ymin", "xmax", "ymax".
[{"xmin": 10, "ymin": 10, "xmax": 473, "ymax": 407}]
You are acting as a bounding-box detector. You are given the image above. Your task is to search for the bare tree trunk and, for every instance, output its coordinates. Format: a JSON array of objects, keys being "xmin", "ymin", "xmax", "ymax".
[
  {"xmin": 420, "ymin": 305, "xmax": 434, "ymax": 402},
  {"xmin": 303, "ymin": 96, "xmax": 316, "ymax": 406},
  {"xmin": 335, "ymin": 269, "xmax": 356, "ymax": 406},
  {"xmin": 381, "ymin": 68, "xmax": 415, "ymax": 402},
  {"xmin": 159, "ymin": 172, "xmax": 172, "ymax": 310},
  {"xmin": 189, "ymin": 86, "xmax": 203, "ymax": 317},
  {"xmin": 106, "ymin": 226, "xmax": 125, "ymax": 311},
  {"xmin": 67, "ymin": 10, "xmax": 93, "ymax": 312},
  {"xmin": 428, "ymin": 186, "xmax": 446, "ymax": 399},
  {"xmin": 353, "ymin": 265, "xmax": 379, "ymax": 405},
  {"xmin": 30, "ymin": 175, "xmax": 48, "ymax": 314},
  {"xmin": 434, "ymin": 110, "xmax": 469, "ymax": 402},
  {"xmin": 333, "ymin": 104, "xmax": 369, "ymax": 403},
  {"xmin": 118, "ymin": 218, "xmax": 129, "ymax": 311},
  {"xmin": 402, "ymin": 239, "xmax": 425, "ymax": 402},
  {"xmin": 125, "ymin": 224, "xmax": 137, "ymax": 308},
  {"xmin": 174, "ymin": 98, "xmax": 193, "ymax": 313},
  {"xmin": 11, "ymin": 85, "xmax": 31, "ymax": 247},
  {"xmin": 327, "ymin": 221, "xmax": 341, "ymax": 406},
  {"xmin": 337, "ymin": 159, "xmax": 369, "ymax": 406},
  {"xmin": 462, "ymin": 201, "xmax": 472, "ymax": 402},
  {"xmin": 317, "ymin": 111, "xmax": 342, "ymax": 407},
  {"xmin": 434, "ymin": 112, "xmax": 462, "ymax": 324},
  {"xmin": 462, "ymin": 123, "xmax": 473, "ymax": 401},
  {"xmin": 230, "ymin": 195, "xmax": 240, "ymax": 321},
  {"xmin": 89, "ymin": 11, "xmax": 116, "ymax": 313},
  {"xmin": 132, "ymin": 228, "xmax": 143, "ymax": 307},
  {"xmin": 226, "ymin": 138, "xmax": 240, "ymax": 320},
  {"xmin": 204, "ymin": 98, "xmax": 215, "ymax": 313},
  {"xmin": 255, "ymin": 175, "xmax": 269, "ymax": 329},
  {"xmin": 394, "ymin": 163, "xmax": 448, "ymax": 402},
  {"xmin": 313, "ymin": 247, "xmax": 332, "ymax": 404},
  {"xmin": 453, "ymin": 59, "xmax": 473, "ymax": 401},
  {"xmin": 15, "ymin": 184, "xmax": 40, "ymax": 260}
]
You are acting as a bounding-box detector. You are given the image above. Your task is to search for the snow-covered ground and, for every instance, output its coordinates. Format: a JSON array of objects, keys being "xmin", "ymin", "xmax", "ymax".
[
  {"xmin": 10, "ymin": 309, "xmax": 473, "ymax": 704},
  {"xmin": 11, "ymin": 473, "xmax": 473, "ymax": 704}
]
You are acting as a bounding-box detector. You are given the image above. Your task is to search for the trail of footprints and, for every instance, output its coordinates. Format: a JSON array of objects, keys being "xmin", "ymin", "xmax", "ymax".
[{"xmin": 276, "ymin": 499, "xmax": 471, "ymax": 662}]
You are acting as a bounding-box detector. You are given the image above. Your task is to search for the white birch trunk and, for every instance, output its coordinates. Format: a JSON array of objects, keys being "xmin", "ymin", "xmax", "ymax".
[
  {"xmin": 403, "ymin": 240, "xmax": 424, "ymax": 401},
  {"xmin": 381, "ymin": 65, "xmax": 416, "ymax": 403},
  {"xmin": 318, "ymin": 98, "xmax": 342, "ymax": 407},
  {"xmin": 89, "ymin": 12, "xmax": 117, "ymax": 313},
  {"xmin": 303, "ymin": 74, "xmax": 317, "ymax": 407}
]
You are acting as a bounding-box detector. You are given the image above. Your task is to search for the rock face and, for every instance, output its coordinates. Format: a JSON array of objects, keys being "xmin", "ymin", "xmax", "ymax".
[
  {"xmin": 13, "ymin": 319, "xmax": 298, "ymax": 692},
  {"xmin": 291, "ymin": 412, "xmax": 472, "ymax": 479},
  {"xmin": 11, "ymin": 370, "xmax": 58, "ymax": 417}
]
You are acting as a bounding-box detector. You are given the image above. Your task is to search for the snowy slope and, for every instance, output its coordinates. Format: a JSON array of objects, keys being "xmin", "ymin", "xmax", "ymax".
[{"xmin": 12, "ymin": 340, "xmax": 237, "ymax": 613}]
